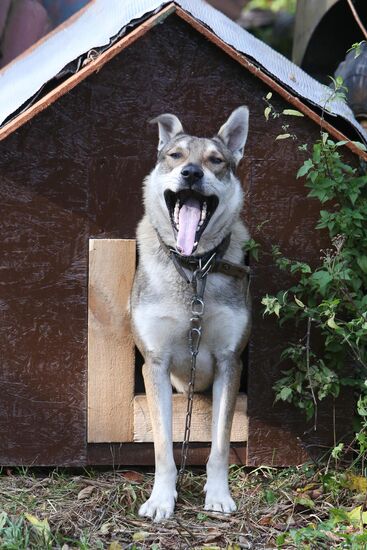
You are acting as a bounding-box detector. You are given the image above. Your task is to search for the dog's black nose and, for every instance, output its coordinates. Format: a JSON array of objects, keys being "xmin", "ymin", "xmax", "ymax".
[{"xmin": 181, "ymin": 163, "xmax": 204, "ymax": 185}]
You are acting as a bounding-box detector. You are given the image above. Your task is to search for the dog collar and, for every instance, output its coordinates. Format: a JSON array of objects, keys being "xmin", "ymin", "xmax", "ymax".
[{"xmin": 155, "ymin": 230, "xmax": 250, "ymax": 281}]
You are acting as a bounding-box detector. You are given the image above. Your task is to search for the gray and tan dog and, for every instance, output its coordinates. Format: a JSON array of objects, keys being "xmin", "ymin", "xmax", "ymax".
[{"xmin": 130, "ymin": 107, "xmax": 251, "ymax": 521}]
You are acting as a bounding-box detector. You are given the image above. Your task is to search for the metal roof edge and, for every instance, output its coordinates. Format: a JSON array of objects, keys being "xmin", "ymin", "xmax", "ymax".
[{"xmin": 0, "ymin": 0, "xmax": 366, "ymax": 161}]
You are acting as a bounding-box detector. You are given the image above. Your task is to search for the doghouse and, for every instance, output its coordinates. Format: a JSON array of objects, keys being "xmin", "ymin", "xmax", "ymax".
[{"xmin": 0, "ymin": 0, "xmax": 366, "ymax": 468}]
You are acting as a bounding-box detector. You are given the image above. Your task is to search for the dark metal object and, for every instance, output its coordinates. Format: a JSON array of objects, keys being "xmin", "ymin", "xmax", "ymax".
[
  {"xmin": 177, "ymin": 262, "xmax": 209, "ymax": 494},
  {"xmin": 156, "ymin": 231, "xmax": 250, "ymax": 281},
  {"xmin": 335, "ymin": 42, "xmax": 367, "ymax": 126},
  {"xmin": 294, "ymin": 0, "xmax": 367, "ymax": 84}
]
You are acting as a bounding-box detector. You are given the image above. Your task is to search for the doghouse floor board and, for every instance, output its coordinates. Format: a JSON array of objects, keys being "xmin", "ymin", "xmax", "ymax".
[{"xmin": 87, "ymin": 238, "xmax": 249, "ymax": 447}]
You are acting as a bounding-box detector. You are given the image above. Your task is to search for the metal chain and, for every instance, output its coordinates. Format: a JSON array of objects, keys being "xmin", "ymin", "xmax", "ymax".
[{"xmin": 176, "ymin": 254, "xmax": 216, "ymax": 495}]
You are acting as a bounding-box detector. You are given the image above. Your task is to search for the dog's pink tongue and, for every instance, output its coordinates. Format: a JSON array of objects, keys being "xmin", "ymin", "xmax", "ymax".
[{"xmin": 177, "ymin": 198, "xmax": 201, "ymax": 256}]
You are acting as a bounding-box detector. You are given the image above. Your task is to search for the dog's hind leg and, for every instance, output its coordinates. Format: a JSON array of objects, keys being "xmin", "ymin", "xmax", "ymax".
[
  {"xmin": 139, "ymin": 358, "xmax": 177, "ymax": 522},
  {"xmin": 204, "ymin": 352, "xmax": 242, "ymax": 513}
]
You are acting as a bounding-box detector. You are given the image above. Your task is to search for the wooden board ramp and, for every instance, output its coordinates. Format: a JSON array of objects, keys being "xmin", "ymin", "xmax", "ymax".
[
  {"xmin": 134, "ymin": 393, "xmax": 248, "ymax": 442},
  {"xmin": 88, "ymin": 238, "xmax": 136, "ymax": 443}
]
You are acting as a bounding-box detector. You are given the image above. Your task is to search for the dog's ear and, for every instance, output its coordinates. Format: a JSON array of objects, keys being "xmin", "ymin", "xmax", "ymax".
[
  {"xmin": 216, "ymin": 106, "xmax": 249, "ymax": 165},
  {"xmin": 150, "ymin": 114, "xmax": 184, "ymax": 152}
]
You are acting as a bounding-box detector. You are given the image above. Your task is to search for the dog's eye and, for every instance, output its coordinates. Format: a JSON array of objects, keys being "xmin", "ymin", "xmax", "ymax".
[
  {"xmin": 209, "ymin": 156, "xmax": 223, "ymax": 164},
  {"xmin": 169, "ymin": 152, "xmax": 182, "ymax": 159}
]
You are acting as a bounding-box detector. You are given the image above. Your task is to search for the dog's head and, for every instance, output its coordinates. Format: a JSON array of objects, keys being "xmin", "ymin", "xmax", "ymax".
[{"xmin": 144, "ymin": 107, "xmax": 249, "ymax": 256}]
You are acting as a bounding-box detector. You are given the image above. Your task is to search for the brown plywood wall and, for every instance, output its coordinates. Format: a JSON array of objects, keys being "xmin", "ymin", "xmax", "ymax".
[{"xmin": 0, "ymin": 14, "xmax": 353, "ymax": 466}]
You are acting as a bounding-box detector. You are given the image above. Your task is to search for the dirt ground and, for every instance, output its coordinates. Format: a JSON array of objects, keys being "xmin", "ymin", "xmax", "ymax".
[{"xmin": 0, "ymin": 464, "xmax": 366, "ymax": 549}]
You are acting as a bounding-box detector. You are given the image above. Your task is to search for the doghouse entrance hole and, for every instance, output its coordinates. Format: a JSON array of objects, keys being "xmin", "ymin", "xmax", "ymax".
[
  {"xmin": 88, "ymin": 238, "xmax": 248, "ymax": 445},
  {"xmin": 134, "ymin": 346, "xmax": 248, "ymax": 394}
]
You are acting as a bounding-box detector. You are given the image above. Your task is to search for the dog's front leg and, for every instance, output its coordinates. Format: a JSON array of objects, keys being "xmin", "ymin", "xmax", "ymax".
[
  {"xmin": 139, "ymin": 357, "xmax": 177, "ymax": 522},
  {"xmin": 204, "ymin": 352, "xmax": 242, "ymax": 512}
]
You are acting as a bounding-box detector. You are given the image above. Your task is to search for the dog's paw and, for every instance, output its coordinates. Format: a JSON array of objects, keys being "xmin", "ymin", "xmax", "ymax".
[
  {"xmin": 204, "ymin": 486, "xmax": 237, "ymax": 513},
  {"xmin": 139, "ymin": 493, "xmax": 176, "ymax": 522}
]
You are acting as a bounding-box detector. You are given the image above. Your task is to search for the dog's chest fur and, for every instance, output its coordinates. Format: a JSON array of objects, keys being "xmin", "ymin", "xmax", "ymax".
[{"xmin": 130, "ymin": 215, "xmax": 250, "ymax": 393}]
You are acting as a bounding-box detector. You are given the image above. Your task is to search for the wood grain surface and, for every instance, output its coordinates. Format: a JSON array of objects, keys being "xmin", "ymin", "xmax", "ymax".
[
  {"xmin": 134, "ymin": 393, "xmax": 248, "ymax": 443},
  {"xmin": 88, "ymin": 239, "xmax": 136, "ymax": 443}
]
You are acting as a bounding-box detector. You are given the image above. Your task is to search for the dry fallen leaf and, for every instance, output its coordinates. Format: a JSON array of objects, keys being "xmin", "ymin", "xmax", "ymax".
[
  {"xmin": 203, "ymin": 528, "xmax": 222, "ymax": 542},
  {"xmin": 132, "ymin": 531, "xmax": 150, "ymax": 541},
  {"xmin": 296, "ymin": 482, "xmax": 318, "ymax": 493},
  {"xmin": 99, "ymin": 522, "xmax": 112, "ymax": 535},
  {"xmin": 258, "ymin": 515, "xmax": 272, "ymax": 526},
  {"xmin": 345, "ymin": 474, "xmax": 367, "ymax": 493},
  {"xmin": 324, "ymin": 530, "xmax": 342, "ymax": 543},
  {"xmin": 77, "ymin": 485, "xmax": 95, "ymax": 500},
  {"xmin": 121, "ymin": 471, "xmax": 144, "ymax": 483},
  {"xmin": 25, "ymin": 514, "xmax": 51, "ymax": 542}
]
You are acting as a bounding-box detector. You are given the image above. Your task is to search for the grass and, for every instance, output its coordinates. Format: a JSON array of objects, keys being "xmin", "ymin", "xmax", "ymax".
[{"xmin": 0, "ymin": 464, "xmax": 366, "ymax": 549}]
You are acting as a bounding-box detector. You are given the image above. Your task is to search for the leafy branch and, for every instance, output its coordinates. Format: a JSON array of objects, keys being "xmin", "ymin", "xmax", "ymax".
[{"xmin": 262, "ymin": 135, "xmax": 367, "ymax": 426}]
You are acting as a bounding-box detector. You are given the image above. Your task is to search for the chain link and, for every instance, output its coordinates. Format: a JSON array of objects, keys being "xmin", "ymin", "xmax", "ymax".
[{"xmin": 176, "ymin": 256, "xmax": 215, "ymax": 495}]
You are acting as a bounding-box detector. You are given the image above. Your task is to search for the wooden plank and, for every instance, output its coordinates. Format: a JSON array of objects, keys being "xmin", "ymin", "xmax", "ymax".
[
  {"xmin": 87, "ymin": 442, "xmax": 247, "ymax": 466},
  {"xmin": 88, "ymin": 239, "xmax": 136, "ymax": 443},
  {"xmin": 134, "ymin": 393, "xmax": 248, "ymax": 443}
]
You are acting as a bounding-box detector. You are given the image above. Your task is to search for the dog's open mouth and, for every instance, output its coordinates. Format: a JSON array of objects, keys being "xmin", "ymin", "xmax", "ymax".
[{"xmin": 164, "ymin": 190, "xmax": 219, "ymax": 256}]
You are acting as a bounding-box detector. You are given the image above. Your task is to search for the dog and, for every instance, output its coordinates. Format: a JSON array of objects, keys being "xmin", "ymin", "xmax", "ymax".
[{"xmin": 130, "ymin": 106, "xmax": 251, "ymax": 521}]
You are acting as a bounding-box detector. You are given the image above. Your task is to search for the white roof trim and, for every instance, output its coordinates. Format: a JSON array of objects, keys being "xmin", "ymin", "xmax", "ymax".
[{"xmin": 0, "ymin": 0, "xmax": 365, "ymax": 142}]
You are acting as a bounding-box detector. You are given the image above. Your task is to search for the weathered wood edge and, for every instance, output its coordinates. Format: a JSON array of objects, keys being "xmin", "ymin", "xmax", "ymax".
[
  {"xmin": 87, "ymin": 442, "xmax": 247, "ymax": 466},
  {"xmin": 88, "ymin": 239, "xmax": 136, "ymax": 443}
]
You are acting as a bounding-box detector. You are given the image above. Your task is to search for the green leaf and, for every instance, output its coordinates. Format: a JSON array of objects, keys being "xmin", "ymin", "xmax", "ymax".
[
  {"xmin": 347, "ymin": 41, "xmax": 364, "ymax": 58},
  {"xmin": 0, "ymin": 512, "xmax": 7, "ymax": 530},
  {"xmin": 327, "ymin": 315, "xmax": 339, "ymax": 330},
  {"xmin": 261, "ymin": 295, "xmax": 281, "ymax": 317},
  {"xmin": 295, "ymin": 496, "xmax": 315, "ymax": 509},
  {"xmin": 346, "ymin": 505, "xmax": 367, "ymax": 526},
  {"xmin": 331, "ymin": 442, "xmax": 344, "ymax": 458},
  {"xmin": 266, "ymin": 91, "xmax": 272, "ymax": 100},
  {"xmin": 297, "ymin": 159, "xmax": 314, "ymax": 178},
  {"xmin": 264, "ymin": 106, "xmax": 271, "ymax": 121},
  {"xmin": 264, "ymin": 489, "xmax": 277, "ymax": 504},
  {"xmin": 279, "ymin": 387, "xmax": 292, "ymax": 401},
  {"xmin": 310, "ymin": 271, "xmax": 333, "ymax": 295},
  {"xmin": 294, "ymin": 296, "xmax": 305, "ymax": 308},
  {"xmin": 276, "ymin": 133, "xmax": 291, "ymax": 140},
  {"xmin": 282, "ymin": 109, "xmax": 304, "ymax": 117},
  {"xmin": 276, "ymin": 533, "xmax": 287, "ymax": 546},
  {"xmin": 352, "ymin": 141, "xmax": 367, "ymax": 152},
  {"xmin": 357, "ymin": 255, "xmax": 367, "ymax": 274},
  {"xmin": 357, "ymin": 396, "xmax": 367, "ymax": 417}
]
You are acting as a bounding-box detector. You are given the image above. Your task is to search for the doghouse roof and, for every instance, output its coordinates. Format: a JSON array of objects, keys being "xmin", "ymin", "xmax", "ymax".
[{"xmin": 0, "ymin": 0, "xmax": 366, "ymax": 158}]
